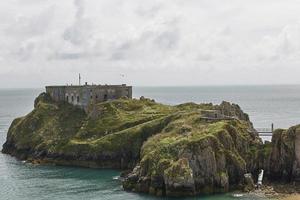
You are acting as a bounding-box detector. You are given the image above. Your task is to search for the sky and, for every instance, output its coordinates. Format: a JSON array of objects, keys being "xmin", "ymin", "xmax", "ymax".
[{"xmin": 1, "ymin": 0, "xmax": 300, "ymax": 87}]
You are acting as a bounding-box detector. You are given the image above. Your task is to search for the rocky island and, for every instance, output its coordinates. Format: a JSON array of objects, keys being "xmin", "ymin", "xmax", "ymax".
[{"xmin": 2, "ymin": 92, "xmax": 300, "ymax": 197}]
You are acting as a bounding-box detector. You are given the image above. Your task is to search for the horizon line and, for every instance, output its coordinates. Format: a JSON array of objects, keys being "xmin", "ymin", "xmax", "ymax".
[{"xmin": 1, "ymin": 83, "xmax": 300, "ymax": 89}]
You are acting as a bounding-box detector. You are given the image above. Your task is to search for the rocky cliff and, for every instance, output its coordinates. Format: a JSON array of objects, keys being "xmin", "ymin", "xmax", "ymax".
[
  {"xmin": 123, "ymin": 102, "xmax": 263, "ymax": 196},
  {"xmin": 267, "ymin": 125, "xmax": 300, "ymax": 182},
  {"xmin": 2, "ymin": 93, "xmax": 264, "ymax": 196}
]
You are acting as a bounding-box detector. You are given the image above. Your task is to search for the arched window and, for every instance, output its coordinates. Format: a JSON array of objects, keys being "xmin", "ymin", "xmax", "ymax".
[
  {"xmin": 104, "ymin": 94, "xmax": 108, "ymax": 101},
  {"xmin": 77, "ymin": 96, "xmax": 80, "ymax": 103},
  {"xmin": 71, "ymin": 96, "xmax": 74, "ymax": 102},
  {"xmin": 66, "ymin": 96, "xmax": 69, "ymax": 102}
]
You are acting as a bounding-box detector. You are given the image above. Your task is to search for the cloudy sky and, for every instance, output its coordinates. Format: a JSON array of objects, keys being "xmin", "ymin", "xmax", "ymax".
[{"xmin": 1, "ymin": 0, "xmax": 300, "ymax": 87}]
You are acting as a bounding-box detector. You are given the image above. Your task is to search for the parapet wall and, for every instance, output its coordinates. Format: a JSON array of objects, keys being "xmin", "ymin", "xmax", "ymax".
[{"xmin": 46, "ymin": 85, "xmax": 132, "ymax": 109}]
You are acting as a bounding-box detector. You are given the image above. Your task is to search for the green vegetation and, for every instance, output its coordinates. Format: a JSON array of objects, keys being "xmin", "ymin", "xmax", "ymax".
[
  {"xmin": 7, "ymin": 93, "xmax": 86, "ymax": 154},
  {"xmin": 138, "ymin": 115, "xmax": 253, "ymax": 181},
  {"xmin": 4, "ymin": 94, "xmax": 178, "ymax": 161},
  {"xmin": 3, "ymin": 92, "xmax": 264, "ymax": 196}
]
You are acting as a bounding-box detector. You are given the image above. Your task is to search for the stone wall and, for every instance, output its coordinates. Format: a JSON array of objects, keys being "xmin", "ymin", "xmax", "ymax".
[
  {"xmin": 45, "ymin": 86, "xmax": 66, "ymax": 102},
  {"xmin": 46, "ymin": 84, "xmax": 132, "ymax": 109}
]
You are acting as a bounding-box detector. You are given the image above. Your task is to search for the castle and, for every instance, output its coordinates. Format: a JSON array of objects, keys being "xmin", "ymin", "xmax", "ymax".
[{"xmin": 46, "ymin": 83, "xmax": 132, "ymax": 110}]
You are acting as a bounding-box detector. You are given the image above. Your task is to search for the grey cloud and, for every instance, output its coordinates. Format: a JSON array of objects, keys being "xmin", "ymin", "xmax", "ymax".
[
  {"xmin": 11, "ymin": 41, "xmax": 36, "ymax": 61},
  {"xmin": 63, "ymin": 19, "xmax": 93, "ymax": 46},
  {"xmin": 49, "ymin": 52, "xmax": 87, "ymax": 60},
  {"xmin": 5, "ymin": 6, "xmax": 55, "ymax": 38},
  {"xmin": 254, "ymin": 24, "xmax": 300, "ymax": 62},
  {"xmin": 198, "ymin": 53, "xmax": 213, "ymax": 61},
  {"xmin": 74, "ymin": 0, "xmax": 85, "ymax": 19},
  {"xmin": 276, "ymin": 33, "xmax": 294, "ymax": 56},
  {"xmin": 63, "ymin": 0, "xmax": 93, "ymax": 46},
  {"xmin": 2, "ymin": 0, "xmax": 300, "ymax": 87},
  {"xmin": 110, "ymin": 52, "xmax": 126, "ymax": 61},
  {"xmin": 135, "ymin": 4, "xmax": 163, "ymax": 18},
  {"xmin": 109, "ymin": 17, "xmax": 181, "ymax": 62},
  {"xmin": 153, "ymin": 30, "xmax": 180, "ymax": 49}
]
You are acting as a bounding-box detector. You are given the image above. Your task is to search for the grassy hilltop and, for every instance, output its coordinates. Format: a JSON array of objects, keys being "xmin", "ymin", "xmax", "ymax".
[
  {"xmin": 2, "ymin": 93, "xmax": 265, "ymax": 196},
  {"xmin": 3, "ymin": 93, "xmax": 176, "ymax": 168}
]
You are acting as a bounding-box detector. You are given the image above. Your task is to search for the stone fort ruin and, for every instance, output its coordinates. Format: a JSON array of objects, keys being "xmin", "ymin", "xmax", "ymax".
[{"xmin": 46, "ymin": 83, "xmax": 132, "ymax": 110}]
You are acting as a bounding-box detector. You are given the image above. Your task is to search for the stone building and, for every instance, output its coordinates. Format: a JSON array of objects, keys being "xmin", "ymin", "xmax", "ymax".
[
  {"xmin": 199, "ymin": 110, "xmax": 237, "ymax": 122},
  {"xmin": 46, "ymin": 83, "xmax": 132, "ymax": 110}
]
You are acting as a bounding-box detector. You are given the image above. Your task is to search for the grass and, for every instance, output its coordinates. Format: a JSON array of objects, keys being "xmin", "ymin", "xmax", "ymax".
[
  {"xmin": 137, "ymin": 113, "xmax": 257, "ymax": 181},
  {"xmin": 6, "ymin": 92, "xmax": 263, "ymax": 192},
  {"xmin": 4, "ymin": 92, "xmax": 270, "ymax": 196}
]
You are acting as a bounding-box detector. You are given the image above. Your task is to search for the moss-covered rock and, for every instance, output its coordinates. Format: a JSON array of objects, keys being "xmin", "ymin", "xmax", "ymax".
[
  {"xmin": 2, "ymin": 93, "xmax": 263, "ymax": 196},
  {"xmin": 2, "ymin": 93, "xmax": 175, "ymax": 169},
  {"xmin": 120, "ymin": 101, "xmax": 263, "ymax": 196}
]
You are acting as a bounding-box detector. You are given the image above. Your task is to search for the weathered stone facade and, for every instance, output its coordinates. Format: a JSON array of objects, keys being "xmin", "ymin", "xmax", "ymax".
[{"xmin": 46, "ymin": 84, "xmax": 132, "ymax": 110}]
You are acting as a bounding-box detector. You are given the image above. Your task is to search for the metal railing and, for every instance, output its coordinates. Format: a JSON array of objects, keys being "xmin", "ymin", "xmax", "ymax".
[
  {"xmin": 256, "ymin": 128, "xmax": 273, "ymax": 133},
  {"xmin": 255, "ymin": 123, "xmax": 274, "ymax": 136}
]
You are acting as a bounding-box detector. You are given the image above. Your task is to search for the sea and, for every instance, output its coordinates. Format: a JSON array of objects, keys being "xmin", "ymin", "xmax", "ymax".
[{"xmin": 1, "ymin": 85, "xmax": 300, "ymax": 200}]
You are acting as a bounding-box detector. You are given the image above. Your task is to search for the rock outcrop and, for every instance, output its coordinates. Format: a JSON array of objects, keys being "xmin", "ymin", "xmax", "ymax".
[
  {"xmin": 2, "ymin": 93, "xmax": 264, "ymax": 197},
  {"xmin": 243, "ymin": 173, "xmax": 255, "ymax": 192},
  {"xmin": 267, "ymin": 125, "xmax": 300, "ymax": 182},
  {"xmin": 123, "ymin": 102, "xmax": 263, "ymax": 196}
]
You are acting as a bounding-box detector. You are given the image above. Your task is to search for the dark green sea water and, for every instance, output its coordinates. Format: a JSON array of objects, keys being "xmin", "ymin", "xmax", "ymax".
[{"xmin": 2, "ymin": 86, "xmax": 299, "ymax": 200}]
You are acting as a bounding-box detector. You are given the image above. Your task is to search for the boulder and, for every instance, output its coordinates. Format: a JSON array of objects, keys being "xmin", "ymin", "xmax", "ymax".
[{"xmin": 243, "ymin": 173, "xmax": 255, "ymax": 192}]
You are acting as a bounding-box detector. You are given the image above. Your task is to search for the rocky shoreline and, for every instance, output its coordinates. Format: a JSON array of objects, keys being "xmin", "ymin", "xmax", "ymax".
[
  {"xmin": 247, "ymin": 183, "xmax": 300, "ymax": 199},
  {"xmin": 2, "ymin": 93, "xmax": 300, "ymax": 197}
]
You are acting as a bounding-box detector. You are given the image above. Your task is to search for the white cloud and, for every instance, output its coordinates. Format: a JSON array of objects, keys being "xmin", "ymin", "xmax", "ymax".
[
  {"xmin": 254, "ymin": 24, "xmax": 300, "ymax": 63},
  {"xmin": 1, "ymin": 0, "xmax": 300, "ymax": 87}
]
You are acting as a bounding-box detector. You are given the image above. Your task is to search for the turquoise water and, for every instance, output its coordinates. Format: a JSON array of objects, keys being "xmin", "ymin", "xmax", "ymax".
[
  {"xmin": 0, "ymin": 158, "xmax": 259, "ymax": 200},
  {"xmin": 2, "ymin": 86, "xmax": 300, "ymax": 200}
]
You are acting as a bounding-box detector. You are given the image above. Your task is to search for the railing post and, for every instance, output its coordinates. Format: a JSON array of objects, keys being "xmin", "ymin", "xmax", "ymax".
[{"xmin": 271, "ymin": 123, "xmax": 274, "ymax": 133}]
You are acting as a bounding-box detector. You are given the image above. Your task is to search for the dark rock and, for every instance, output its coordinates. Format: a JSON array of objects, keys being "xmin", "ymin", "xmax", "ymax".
[
  {"xmin": 267, "ymin": 125, "xmax": 300, "ymax": 182},
  {"xmin": 243, "ymin": 173, "xmax": 255, "ymax": 192},
  {"xmin": 122, "ymin": 103, "xmax": 263, "ymax": 196}
]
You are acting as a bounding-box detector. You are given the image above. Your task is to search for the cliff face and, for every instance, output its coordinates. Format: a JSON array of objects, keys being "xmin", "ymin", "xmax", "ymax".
[
  {"xmin": 123, "ymin": 102, "xmax": 262, "ymax": 196},
  {"xmin": 267, "ymin": 125, "xmax": 300, "ymax": 182},
  {"xmin": 2, "ymin": 93, "xmax": 264, "ymax": 196}
]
